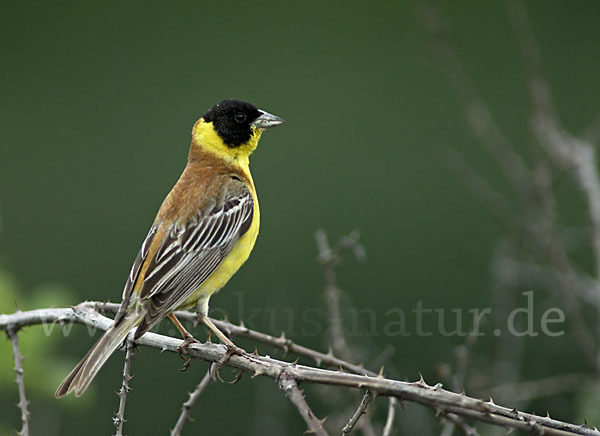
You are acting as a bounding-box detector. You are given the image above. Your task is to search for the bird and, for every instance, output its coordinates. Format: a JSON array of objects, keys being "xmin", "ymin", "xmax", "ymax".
[{"xmin": 56, "ymin": 99, "xmax": 285, "ymax": 398}]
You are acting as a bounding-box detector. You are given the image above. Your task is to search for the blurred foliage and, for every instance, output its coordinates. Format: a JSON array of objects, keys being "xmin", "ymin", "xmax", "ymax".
[{"xmin": 0, "ymin": 267, "xmax": 99, "ymax": 413}]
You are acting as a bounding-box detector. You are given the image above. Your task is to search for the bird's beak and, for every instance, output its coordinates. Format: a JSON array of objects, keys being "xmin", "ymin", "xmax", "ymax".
[{"xmin": 251, "ymin": 110, "xmax": 286, "ymax": 129}]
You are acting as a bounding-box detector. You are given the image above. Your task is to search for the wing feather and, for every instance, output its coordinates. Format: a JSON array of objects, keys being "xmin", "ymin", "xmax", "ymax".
[
  {"xmin": 114, "ymin": 224, "xmax": 159, "ymax": 324},
  {"xmin": 133, "ymin": 178, "xmax": 254, "ymax": 338}
]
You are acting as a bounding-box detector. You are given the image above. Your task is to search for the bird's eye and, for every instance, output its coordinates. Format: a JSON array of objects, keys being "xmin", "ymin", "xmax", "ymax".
[{"xmin": 234, "ymin": 112, "xmax": 247, "ymax": 123}]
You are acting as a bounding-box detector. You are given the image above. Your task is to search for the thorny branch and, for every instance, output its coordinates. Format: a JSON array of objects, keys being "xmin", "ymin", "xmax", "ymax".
[
  {"xmin": 440, "ymin": 413, "xmax": 481, "ymax": 436},
  {"xmin": 92, "ymin": 302, "xmax": 378, "ymax": 378},
  {"xmin": 170, "ymin": 364, "xmax": 215, "ymax": 436},
  {"xmin": 113, "ymin": 340, "xmax": 134, "ymax": 436},
  {"xmin": 277, "ymin": 370, "xmax": 329, "ymax": 436},
  {"xmin": 1, "ymin": 304, "xmax": 599, "ymax": 436},
  {"xmin": 382, "ymin": 398, "xmax": 397, "ymax": 436},
  {"xmin": 418, "ymin": 3, "xmax": 600, "ymax": 436},
  {"xmin": 440, "ymin": 331, "xmax": 480, "ymax": 436},
  {"xmin": 6, "ymin": 326, "xmax": 30, "ymax": 436},
  {"xmin": 315, "ymin": 230, "xmax": 378, "ymax": 436},
  {"xmin": 341, "ymin": 390, "xmax": 372, "ymax": 435}
]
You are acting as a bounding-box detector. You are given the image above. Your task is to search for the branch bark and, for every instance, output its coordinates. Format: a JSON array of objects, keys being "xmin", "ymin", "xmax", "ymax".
[
  {"xmin": 341, "ymin": 390, "xmax": 372, "ymax": 435},
  {"xmin": 170, "ymin": 364, "xmax": 215, "ymax": 436},
  {"xmin": 6, "ymin": 326, "xmax": 30, "ymax": 436},
  {"xmin": 278, "ymin": 370, "xmax": 329, "ymax": 436},
  {"xmin": 94, "ymin": 301, "xmax": 378, "ymax": 377},
  {"xmin": 1, "ymin": 303, "xmax": 599, "ymax": 436},
  {"xmin": 113, "ymin": 340, "xmax": 134, "ymax": 436},
  {"xmin": 382, "ymin": 397, "xmax": 397, "ymax": 436}
]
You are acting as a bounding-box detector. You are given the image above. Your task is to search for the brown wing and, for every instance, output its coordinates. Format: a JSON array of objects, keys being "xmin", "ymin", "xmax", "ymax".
[
  {"xmin": 114, "ymin": 224, "xmax": 159, "ymax": 324},
  {"xmin": 131, "ymin": 177, "xmax": 254, "ymax": 338}
]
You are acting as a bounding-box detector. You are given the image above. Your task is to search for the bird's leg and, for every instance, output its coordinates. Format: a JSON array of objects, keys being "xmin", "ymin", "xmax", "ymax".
[
  {"xmin": 195, "ymin": 309, "xmax": 242, "ymax": 381},
  {"xmin": 168, "ymin": 313, "xmax": 199, "ymax": 362},
  {"xmin": 199, "ymin": 314, "xmax": 235, "ymax": 347}
]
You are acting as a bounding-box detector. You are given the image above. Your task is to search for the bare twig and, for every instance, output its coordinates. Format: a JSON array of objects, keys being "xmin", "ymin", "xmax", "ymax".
[
  {"xmin": 419, "ymin": 3, "xmax": 532, "ymax": 201},
  {"xmin": 278, "ymin": 370, "xmax": 329, "ymax": 436},
  {"xmin": 170, "ymin": 364, "xmax": 216, "ymax": 436},
  {"xmin": 509, "ymin": 0, "xmax": 600, "ymax": 276},
  {"xmin": 316, "ymin": 230, "xmax": 377, "ymax": 435},
  {"xmin": 382, "ymin": 397, "xmax": 397, "ymax": 436},
  {"xmin": 1, "ymin": 304, "xmax": 599, "ymax": 436},
  {"xmin": 6, "ymin": 327, "xmax": 30, "ymax": 436},
  {"xmin": 440, "ymin": 330, "xmax": 480, "ymax": 436},
  {"xmin": 341, "ymin": 390, "xmax": 372, "ymax": 435},
  {"xmin": 316, "ymin": 229, "xmax": 354, "ymax": 361},
  {"xmin": 423, "ymin": 0, "xmax": 600, "ymax": 375},
  {"xmin": 114, "ymin": 340, "xmax": 134, "ymax": 436},
  {"xmin": 488, "ymin": 373, "xmax": 595, "ymax": 403},
  {"xmin": 444, "ymin": 149, "xmax": 513, "ymax": 226},
  {"xmin": 452, "ymin": 335, "xmax": 479, "ymax": 394},
  {"xmin": 493, "ymin": 256, "xmax": 600, "ymax": 308},
  {"xmin": 507, "ymin": 0, "xmax": 600, "ymax": 372},
  {"xmin": 440, "ymin": 413, "xmax": 481, "ymax": 436}
]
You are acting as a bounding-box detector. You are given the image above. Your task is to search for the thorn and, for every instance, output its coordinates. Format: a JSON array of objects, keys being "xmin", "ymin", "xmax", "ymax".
[
  {"xmin": 581, "ymin": 419, "xmax": 589, "ymax": 429},
  {"xmin": 292, "ymin": 356, "xmax": 300, "ymax": 364},
  {"xmin": 253, "ymin": 346, "xmax": 259, "ymax": 356},
  {"xmin": 326, "ymin": 347, "xmax": 334, "ymax": 357},
  {"xmin": 378, "ymin": 366, "xmax": 385, "ymax": 377},
  {"xmin": 314, "ymin": 357, "xmax": 322, "ymax": 366},
  {"xmin": 251, "ymin": 370, "xmax": 264, "ymax": 379},
  {"xmin": 433, "ymin": 382, "xmax": 443, "ymax": 390},
  {"xmin": 488, "ymin": 397, "xmax": 495, "ymax": 405},
  {"xmin": 460, "ymin": 389, "xmax": 466, "ymax": 396},
  {"xmin": 279, "ymin": 331, "xmax": 287, "ymax": 341},
  {"xmin": 239, "ymin": 320, "xmax": 246, "ymax": 329}
]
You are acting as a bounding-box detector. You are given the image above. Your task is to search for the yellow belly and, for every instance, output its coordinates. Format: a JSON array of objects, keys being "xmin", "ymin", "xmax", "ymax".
[{"xmin": 178, "ymin": 191, "xmax": 260, "ymax": 310}]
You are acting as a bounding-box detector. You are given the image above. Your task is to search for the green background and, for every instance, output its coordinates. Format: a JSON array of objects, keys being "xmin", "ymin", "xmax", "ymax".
[{"xmin": 1, "ymin": 1, "xmax": 599, "ymax": 435}]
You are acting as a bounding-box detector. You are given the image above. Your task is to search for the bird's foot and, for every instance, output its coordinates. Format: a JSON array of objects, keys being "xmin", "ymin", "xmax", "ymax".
[
  {"xmin": 177, "ymin": 334, "xmax": 200, "ymax": 369},
  {"xmin": 213, "ymin": 343, "xmax": 244, "ymax": 383}
]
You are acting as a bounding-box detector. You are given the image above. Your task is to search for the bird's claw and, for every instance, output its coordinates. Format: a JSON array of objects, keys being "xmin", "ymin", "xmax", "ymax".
[
  {"xmin": 177, "ymin": 334, "xmax": 199, "ymax": 362},
  {"xmin": 213, "ymin": 344, "xmax": 243, "ymax": 382}
]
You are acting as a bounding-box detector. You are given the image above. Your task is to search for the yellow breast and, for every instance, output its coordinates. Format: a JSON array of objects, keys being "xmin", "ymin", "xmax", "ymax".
[{"xmin": 179, "ymin": 181, "xmax": 260, "ymax": 310}]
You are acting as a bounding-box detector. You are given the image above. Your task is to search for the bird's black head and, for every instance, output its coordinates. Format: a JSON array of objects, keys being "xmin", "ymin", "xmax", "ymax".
[{"xmin": 202, "ymin": 99, "xmax": 262, "ymax": 147}]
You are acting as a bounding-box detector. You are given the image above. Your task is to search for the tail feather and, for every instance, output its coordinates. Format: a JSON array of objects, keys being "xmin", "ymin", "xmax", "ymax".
[{"xmin": 55, "ymin": 315, "xmax": 141, "ymax": 398}]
